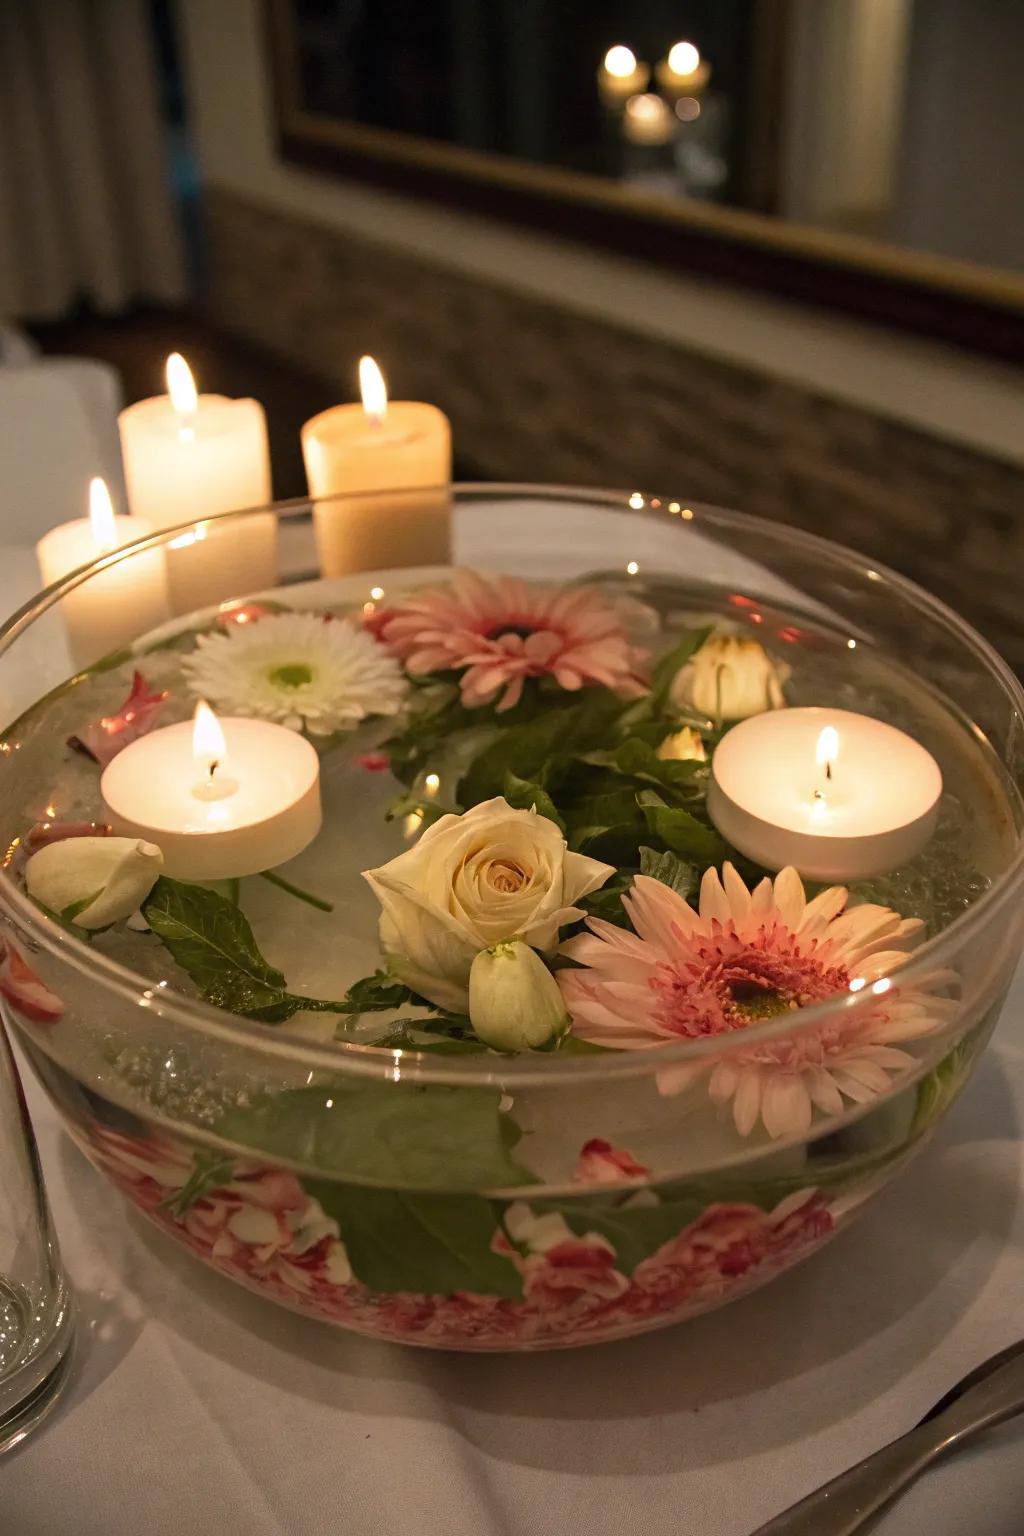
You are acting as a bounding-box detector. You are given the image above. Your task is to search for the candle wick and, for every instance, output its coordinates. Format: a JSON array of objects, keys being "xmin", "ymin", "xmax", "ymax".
[
  {"xmin": 813, "ymin": 788, "xmax": 825, "ymax": 802},
  {"xmin": 825, "ymin": 762, "xmax": 833, "ymax": 781},
  {"xmin": 209, "ymin": 760, "xmax": 218, "ymax": 781}
]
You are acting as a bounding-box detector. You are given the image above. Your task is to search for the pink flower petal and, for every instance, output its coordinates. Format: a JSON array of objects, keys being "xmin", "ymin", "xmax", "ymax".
[{"xmin": 69, "ymin": 670, "xmax": 168, "ymax": 767}]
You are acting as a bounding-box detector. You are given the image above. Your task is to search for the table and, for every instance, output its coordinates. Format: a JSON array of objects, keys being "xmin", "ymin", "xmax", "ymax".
[
  {"xmin": 4, "ymin": 1005, "xmax": 1023, "ymax": 1536},
  {"xmin": 2, "ymin": 518, "xmax": 1023, "ymax": 1535}
]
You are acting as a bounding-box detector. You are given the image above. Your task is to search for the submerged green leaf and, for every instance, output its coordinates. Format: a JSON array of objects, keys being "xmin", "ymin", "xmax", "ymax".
[
  {"xmin": 159, "ymin": 1150, "xmax": 237, "ymax": 1218},
  {"xmin": 310, "ymin": 1183, "xmax": 524, "ymax": 1297},
  {"xmin": 216, "ymin": 1082, "xmax": 531, "ymax": 1190},
  {"xmin": 335, "ymin": 970, "xmax": 418, "ymax": 1015}
]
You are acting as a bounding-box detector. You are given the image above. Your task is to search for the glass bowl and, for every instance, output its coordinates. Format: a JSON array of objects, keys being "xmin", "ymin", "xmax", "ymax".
[{"xmin": 0, "ymin": 485, "xmax": 1021, "ymax": 1352}]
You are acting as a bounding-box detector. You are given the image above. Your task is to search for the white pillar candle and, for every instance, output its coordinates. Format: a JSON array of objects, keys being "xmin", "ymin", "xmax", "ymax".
[
  {"xmin": 118, "ymin": 354, "xmax": 276, "ymax": 616},
  {"xmin": 655, "ymin": 41, "xmax": 712, "ymax": 99},
  {"xmin": 302, "ymin": 356, "xmax": 452, "ymax": 578},
  {"xmin": 707, "ymin": 707, "xmax": 942, "ymax": 882},
  {"xmin": 36, "ymin": 478, "xmax": 169, "ymax": 670},
  {"xmin": 101, "ymin": 702, "xmax": 321, "ymax": 880},
  {"xmin": 597, "ymin": 45, "xmax": 650, "ymax": 108}
]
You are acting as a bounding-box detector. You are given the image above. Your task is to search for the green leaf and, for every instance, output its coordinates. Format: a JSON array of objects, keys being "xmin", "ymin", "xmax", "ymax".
[
  {"xmin": 159, "ymin": 1149, "xmax": 236, "ymax": 1218},
  {"xmin": 614, "ymin": 738, "xmax": 705, "ymax": 799},
  {"xmin": 309, "ymin": 1183, "xmax": 524, "ymax": 1297},
  {"xmin": 458, "ymin": 694, "xmax": 626, "ymax": 808},
  {"xmin": 550, "ymin": 1033, "xmax": 612, "ymax": 1056},
  {"xmin": 502, "ymin": 771, "xmax": 566, "ymax": 832},
  {"xmin": 142, "ymin": 879, "xmax": 351, "ymax": 1023},
  {"xmin": 911, "ymin": 1028, "xmax": 983, "ymax": 1135},
  {"xmin": 384, "ymin": 790, "xmax": 453, "ymax": 829},
  {"xmin": 579, "ymin": 870, "xmax": 633, "ymax": 925},
  {"xmin": 533, "ymin": 1176, "xmax": 781, "ymax": 1276},
  {"xmin": 215, "ymin": 1082, "xmax": 531, "ymax": 1190},
  {"xmin": 364, "ymin": 1023, "xmax": 488, "ymax": 1055},
  {"xmin": 144, "ymin": 877, "xmax": 291, "ymax": 1016},
  {"xmin": 565, "ymin": 787, "xmax": 644, "ymax": 832},
  {"xmin": 636, "ymin": 791, "xmax": 726, "ymax": 863},
  {"xmin": 336, "ymin": 970, "xmax": 417, "ymax": 1015},
  {"xmin": 650, "ymin": 626, "xmax": 712, "ymax": 710},
  {"xmin": 639, "ymin": 846, "xmax": 696, "ymax": 898},
  {"xmin": 569, "ymin": 823, "xmax": 646, "ymax": 865}
]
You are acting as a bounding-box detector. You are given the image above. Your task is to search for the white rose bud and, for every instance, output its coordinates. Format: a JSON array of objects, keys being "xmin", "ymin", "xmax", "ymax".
[
  {"xmin": 671, "ymin": 633, "xmax": 788, "ymax": 721},
  {"xmin": 469, "ymin": 940, "xmax": 569, "ymax": 1052},
  {"xmin": 26, "ymin": 836, "xmax": 164, "ymax": 929},
  {"xmin": 656, "ymin": 726, "xmax": 707, "ymax": 762}
]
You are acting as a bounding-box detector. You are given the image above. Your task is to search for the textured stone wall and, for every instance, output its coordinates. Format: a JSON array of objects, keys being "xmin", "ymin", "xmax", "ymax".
[{"xmin": 204, "ymin": 188, "xmax": 1024, "ymax": 673}]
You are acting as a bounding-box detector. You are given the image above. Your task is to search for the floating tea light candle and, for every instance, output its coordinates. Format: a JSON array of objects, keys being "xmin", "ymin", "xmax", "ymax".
[
  {"xmin": 101, "ymin": 701, "xmax": 321, "ymax": 880},
  {"xmin": 118, "ymin": 353, "xmax": 276, "ymax": 614},
  {"xmin": 36, "ymin": 477, "xmax": 168, "ymax": 669},
  {"xmin": 301, "ymin": 355, "xmax": 452, "ymax": 578},
  {"xmin": 707, "ymin": 707, "xmax": 942, "ymax": 882}
]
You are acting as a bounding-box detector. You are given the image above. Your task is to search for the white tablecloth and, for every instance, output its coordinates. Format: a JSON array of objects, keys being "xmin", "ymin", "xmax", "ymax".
[
  {"xmin": 6, "ymin": 1005, "xmax": 1023, "ymax": 1536},
  {"xmin": 2, "ymin": 520, "xmax": 1023, "ymax": 1535}
]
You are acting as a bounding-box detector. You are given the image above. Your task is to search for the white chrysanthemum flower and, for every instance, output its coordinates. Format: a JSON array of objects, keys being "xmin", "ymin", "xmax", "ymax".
[{"xmin": 181, "ymin": 611, "xmax": 408, "ymax": 735}]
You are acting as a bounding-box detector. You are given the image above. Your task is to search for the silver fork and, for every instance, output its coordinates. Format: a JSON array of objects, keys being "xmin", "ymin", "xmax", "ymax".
[{"xmin": 751, "ymin": 1340, "xmax": 1024, "ymax": 1535}]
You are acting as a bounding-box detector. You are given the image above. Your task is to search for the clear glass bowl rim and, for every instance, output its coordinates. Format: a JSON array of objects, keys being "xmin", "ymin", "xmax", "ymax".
[{"xmin": 0, "ymin": 482, "xmax": 1021, "ymax": 1089}]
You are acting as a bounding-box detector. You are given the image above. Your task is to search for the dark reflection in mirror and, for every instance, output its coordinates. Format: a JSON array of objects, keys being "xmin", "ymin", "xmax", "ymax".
[{"xmin": 283, "ymin": 0, "xmax": 1023, "ymax": 275}]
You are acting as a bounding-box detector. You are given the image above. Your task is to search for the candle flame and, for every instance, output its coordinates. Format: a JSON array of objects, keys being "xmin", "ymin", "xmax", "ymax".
[
  {"xmin": 667, "ymin": 40, "xmax": 701, "ymax": 76},
  {"xmin": 88, "ymin": 477, "xmax": 117, "ymax": 552},
  {"xmin": 815, "ymin": 726, "xmax": 840, "ymax": 771},
  {"xmin": 604, "ymin": 44, "xmax": 637, "ymax": 77},
  {"xmin": 166, "ymin": 352, "xmax": 198, "ymax": 417},
  {"xmin": 193, "ymin": 700, "xmax": 227, "ymax": 774},
  {"xmin": 358, "ymin": 355, "xmax": 388, "ymax": 423}
]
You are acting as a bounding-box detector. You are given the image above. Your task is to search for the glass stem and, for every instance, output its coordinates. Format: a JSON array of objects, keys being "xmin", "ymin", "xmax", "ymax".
[{"xmin": 258, "ymin": 869, "xmax": 334, "ymax": 913}]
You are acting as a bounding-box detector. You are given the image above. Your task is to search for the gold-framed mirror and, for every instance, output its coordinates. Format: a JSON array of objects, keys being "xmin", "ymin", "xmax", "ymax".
[{"xmin": 266, "ymin": 0, "xmax": 1024, "ymax": 363}]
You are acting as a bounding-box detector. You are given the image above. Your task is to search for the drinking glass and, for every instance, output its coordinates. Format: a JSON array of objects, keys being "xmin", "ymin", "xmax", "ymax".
[{"xmin": 0, "ymin": 1014, "xmax": 73, "ymax": 1452}]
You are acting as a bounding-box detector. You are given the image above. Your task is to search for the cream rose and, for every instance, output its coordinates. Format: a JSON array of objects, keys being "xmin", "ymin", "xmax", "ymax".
[
  {"xmin": 671, "ymin": 633, "xmax": 789, "ymax": 721},
  {"xmin": 363, "ymin": 797, "xmax": 613, "ymax": 1012}
]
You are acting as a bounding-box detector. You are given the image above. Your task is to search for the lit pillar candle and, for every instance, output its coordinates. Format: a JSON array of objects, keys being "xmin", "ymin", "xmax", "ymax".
[
  {"xmin": 101, "ymin": 701, "xmax": 321, "ymax": 880},
  {"xmin": 655, "ymin": 41, "xmax": 711, "ymax": 99},
  {"xmin": 118, "ymin": 354, "xmax": 276, "ymax": 616},
  {"xmin": 36, "ymin": 478, "xmax": 169, "ymax": 670},
  {"xmin": 707, "ymin": 707, "xmax": 942, "ymax": 882},
  {"xmin": 301, "ymin": 356, "xmax": 452, "ymax": 578},
  {"xmin": 597, "ymin": 44, "xmax": 650, "ymax": 108}
]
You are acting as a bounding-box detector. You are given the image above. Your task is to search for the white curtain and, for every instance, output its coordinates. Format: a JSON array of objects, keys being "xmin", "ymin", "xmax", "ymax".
[{"xmin": 0, "ymin": 0, "xmax": 187, "ymax": 319}]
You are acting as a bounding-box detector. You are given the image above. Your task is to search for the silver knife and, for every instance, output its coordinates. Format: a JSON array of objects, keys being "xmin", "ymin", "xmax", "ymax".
[{"xmin": 750, "ymin": 1340, "xmax": 1024, "ymax": 1535}]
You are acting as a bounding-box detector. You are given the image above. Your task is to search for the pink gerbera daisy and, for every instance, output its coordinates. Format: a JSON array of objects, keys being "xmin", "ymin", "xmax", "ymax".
[
  {"xmin": 367, "ymin": 569, "xmax": 649, "ymax": 712},
  {"xmin": 559, "ymin": 863, "xmax": 952, "ymax": 1140}
]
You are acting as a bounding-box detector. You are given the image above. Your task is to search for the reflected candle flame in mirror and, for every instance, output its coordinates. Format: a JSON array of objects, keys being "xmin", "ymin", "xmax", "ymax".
[
  {"xmin": 667, "ymin": 41, "xmax": 701, "ymax": 76},
  {"xmin": 603, "ymin": 44, "xmax": 637, "ymax": 77}
]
